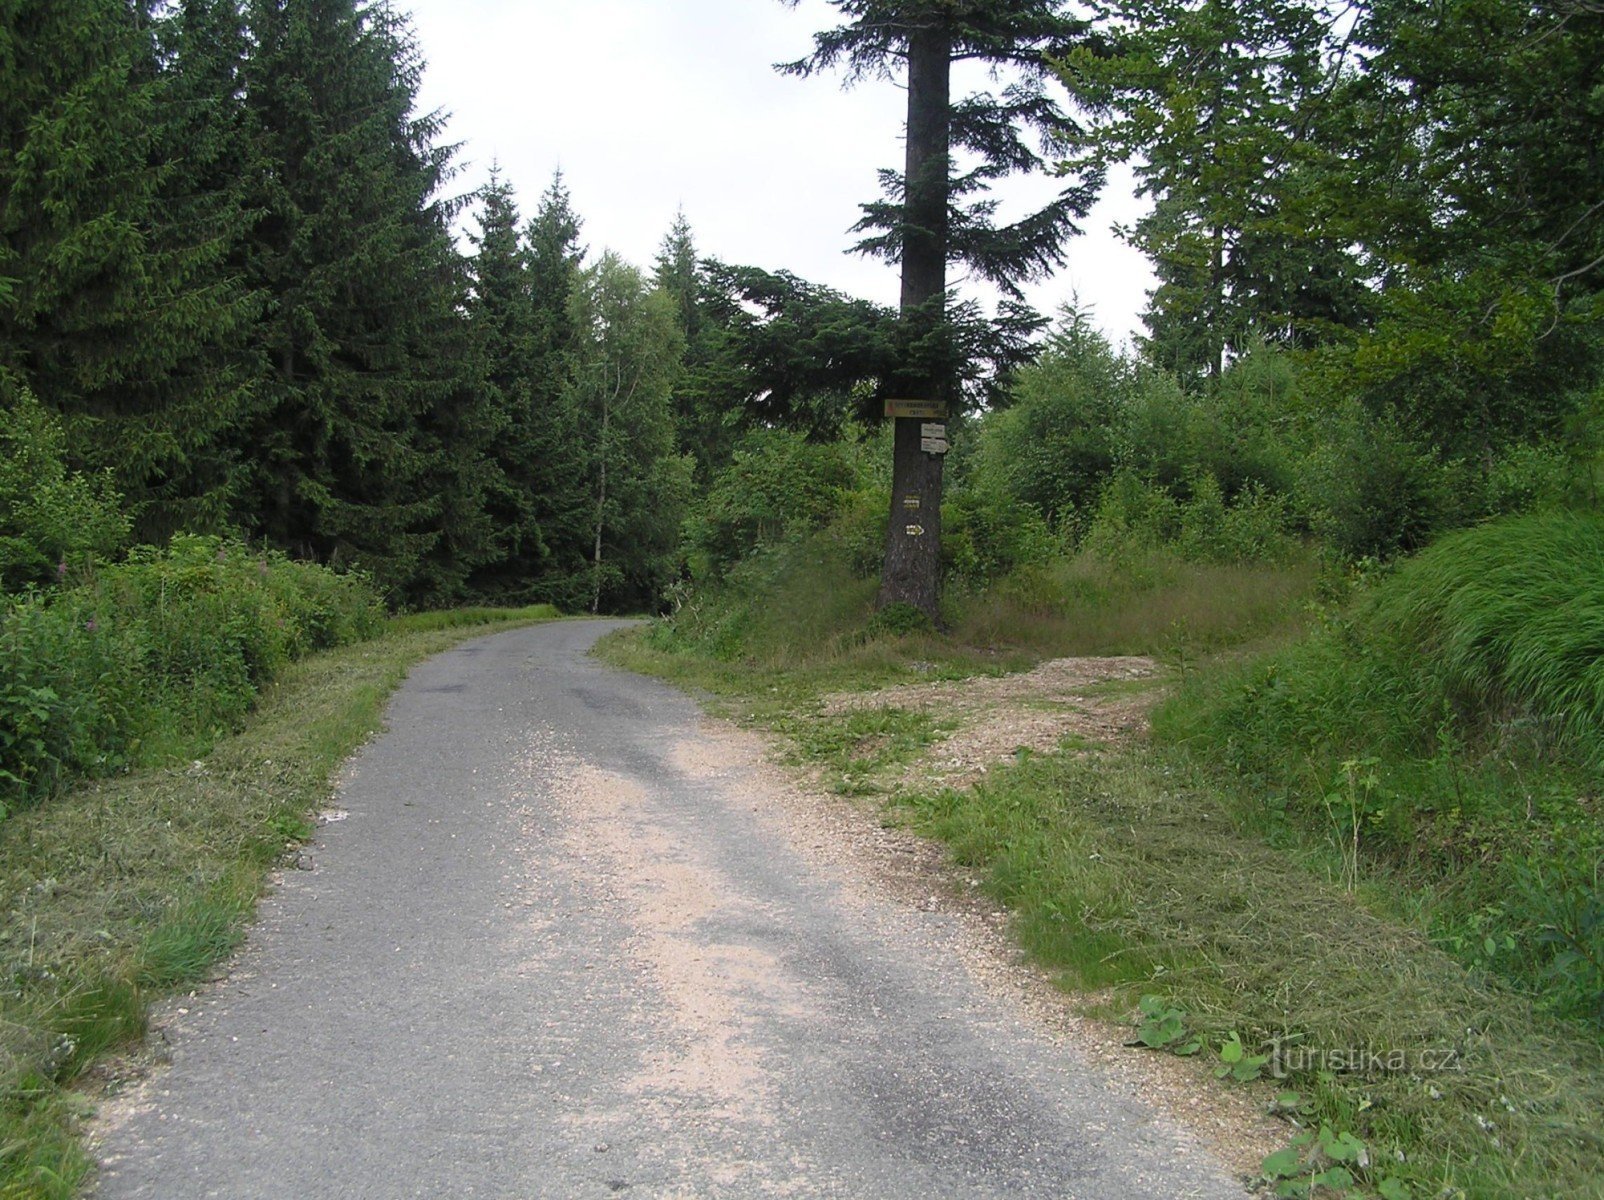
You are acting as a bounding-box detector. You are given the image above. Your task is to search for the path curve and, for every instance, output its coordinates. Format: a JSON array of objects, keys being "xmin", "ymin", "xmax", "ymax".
[{"xmin": 92, "ymin": 619, "xmax": 1248, "ymax": 1199}]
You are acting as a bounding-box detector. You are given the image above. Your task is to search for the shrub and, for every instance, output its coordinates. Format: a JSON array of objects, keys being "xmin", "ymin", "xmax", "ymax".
[
  {"xmin": 0, "ymin": 538, "xmax": 383, "ymax": 813},
  {"xmin": 942, "ymin": 486, "xmax": 1056, "ymax": 587},
  {"xmin": 0, "ymin": 388, "xmax": 129, "ymax": 592},
  {"xmin": 684, "ymin": 428, "xmax": 866, "ymax": 579},
  {"xmin": 1081, "ymin": 471, "xmax": 1299, "ymax": 566},
  {"xmin": 1301, "ymin": 405, "xmax": 1447, "ymax": 560}
]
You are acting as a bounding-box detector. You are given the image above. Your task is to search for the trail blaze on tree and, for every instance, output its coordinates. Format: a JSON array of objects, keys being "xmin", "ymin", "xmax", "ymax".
[{"xmin": 780, "ymin": 1, "xmax": 1100, "ymax": 623}]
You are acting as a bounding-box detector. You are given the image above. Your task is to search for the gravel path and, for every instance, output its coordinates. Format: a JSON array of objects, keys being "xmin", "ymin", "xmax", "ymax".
[{"xmin": 91, "ymin": 619, "xmax": 1249, "ymax": 1199}]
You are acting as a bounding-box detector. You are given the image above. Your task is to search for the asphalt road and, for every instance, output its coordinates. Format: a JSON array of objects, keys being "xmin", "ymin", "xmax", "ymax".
[{"xmin": 93, "ymin": 619, "xmax": 1249, "ymax": 1199}]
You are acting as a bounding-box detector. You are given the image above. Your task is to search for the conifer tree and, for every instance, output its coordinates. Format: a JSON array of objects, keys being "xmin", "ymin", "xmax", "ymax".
[
  {"xmin": 0, "ymin": 0, "xmax": 256, "ymax": 538},
  {"xmin": 521, "ymin": 171, "xmax": 594, "ymax": 606},
  {"xmin": 653, "ymin": 211, "xmax": 742, "ymax": 480},
  {"xmin": 465, "ymin": 167, "xmax": 547, "ymax": 600},
  {"xmin": 780, "ymin": 1, "xmax": 1100, "ymax": 621},
  {"xmin": 237, "ymin": 0, "xmax": 493, "ymax": 600}
]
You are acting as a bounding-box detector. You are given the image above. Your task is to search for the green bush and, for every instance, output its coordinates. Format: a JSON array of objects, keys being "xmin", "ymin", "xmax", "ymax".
[
  {"xmin": 941, "ymin": 486, "xmax": 1056, "ymax": 587},
  {"xmin": 1300, "ymin": 405, "xmax": 1446, "ymax": 559},
  {"xmin": 0, "ymin": 537, "xmax": 383, "ymax": 811},
  {"xmin": 0, "ymin": 388, "xmax": 129, "ymax": 592},
  {"xmin": 684, "ymin": 428, "xmax": 869, "ymax": 579},
  {"xmin": 1080, "ymin": 471, "xmax": 1299, "ymax": 565}
]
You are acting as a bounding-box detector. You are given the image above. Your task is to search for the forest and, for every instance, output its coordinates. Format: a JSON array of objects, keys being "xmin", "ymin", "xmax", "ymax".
[{"xmin": 2, "ymin": 0, "xmax": 1603, "ymax": 1194}]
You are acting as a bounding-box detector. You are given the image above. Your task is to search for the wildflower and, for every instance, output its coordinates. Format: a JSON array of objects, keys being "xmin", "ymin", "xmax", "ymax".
[
  {"xmin": 85, "ymin": 617, "xmax": 98, "ymax": 633},
  {"xmin": 56, "ymin": 559, "xmax": 68, "ymax": 581}
]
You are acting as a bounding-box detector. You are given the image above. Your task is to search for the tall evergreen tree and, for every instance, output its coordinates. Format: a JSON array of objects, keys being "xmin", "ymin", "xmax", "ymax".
[
  {"xmin": 237, "ymin": 0, "xmax": 494, "ymax": 600},
  {"xmin": 464, "ymin": 166, "xmax": 547, "ymax": 600},
  {"xmin": 780, "ymin": 1, "xmax": 1100, "ymax": 621},
  {"xmin": 653, "ymin": 211, "xmax": 743, "ymax": 480},
  {"xmin": 521, "ymin": 170, "xmax": 594, "ymax": 605},
  {"xmin": 0, "ymin": 0, "xmax": 256, "ymax": 537},
  {"xmin": 1059, "ymin": 0, "xmax": 1371, "ymax": 382}
]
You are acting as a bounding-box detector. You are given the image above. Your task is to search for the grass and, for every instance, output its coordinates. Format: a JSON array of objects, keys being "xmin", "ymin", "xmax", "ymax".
[
  {"xmin": 0, "ymin": 605, "xmax": 556, "ymax": 1198},
  {"xmin": 895, "ymin": 748, "xmax": 1604, "ymax": 1199},
  {"xmin": 1155, "ymin": 511, "xmax": 1604, "ymax": 1026},
  {"xmin": 776, "ymin": 706, "xmax": 956, "ymax": 795},
  {"xmin": 605, "ymin": 525, "xmax": 1604, "ymax": 1199},
  {"xmin": 597, "ymin": 533, "xmax": 1317, "ymax": 720}
]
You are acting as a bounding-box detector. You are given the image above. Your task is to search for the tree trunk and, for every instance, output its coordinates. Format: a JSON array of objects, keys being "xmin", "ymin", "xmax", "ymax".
[
  {"xmin": 876, "ymin": 18, "xmax": 950, "ymax": 624},
  {"xmin": 591, "ymin": 381, "xmax": 609, "ymax": 615}
]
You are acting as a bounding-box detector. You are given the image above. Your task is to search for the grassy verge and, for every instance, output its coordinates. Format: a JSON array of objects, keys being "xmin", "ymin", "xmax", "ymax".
[
  {"xmin": 601, "ymin": 532, "xmax": 1604, "ymax": 1199},
  {"xmin": 0, "ymin": 605, "xmax": 556, "ymax": 1198}
]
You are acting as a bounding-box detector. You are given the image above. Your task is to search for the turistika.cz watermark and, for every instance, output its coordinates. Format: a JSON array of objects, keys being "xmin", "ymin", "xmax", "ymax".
[{"xmin": 1270, "ymin": 1043, "xmax": 1463, "ymax": 1078}]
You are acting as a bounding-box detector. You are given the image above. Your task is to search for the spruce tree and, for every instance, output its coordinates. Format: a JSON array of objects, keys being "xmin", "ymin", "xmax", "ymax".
[
  {"xmin": 237, "ymin": 0, "xmax": 493, "ymax": 600},
  {"xmin": 780, "ymin": 1, "xmax": 1100, "ymax": 621},
  {"xmin": 653, "ymin": 211, "xmax": 742, "ymax": 481},
  {"xmin": 464, "ymin": 167, "xmax": 547, "ymax": 601},
  {"xmin": 521, "ymin": 171, "xmax": 593, "ymax": 607},
  {"xmin": 0, "ymin": 0, "xmax": 256, "ymax": 538}
]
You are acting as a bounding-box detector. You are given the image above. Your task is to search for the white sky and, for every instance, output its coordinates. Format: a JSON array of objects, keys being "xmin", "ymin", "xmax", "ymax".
[{"xmin": 403, "ymin": 0, "xmax": 1155, "ymax": 347}]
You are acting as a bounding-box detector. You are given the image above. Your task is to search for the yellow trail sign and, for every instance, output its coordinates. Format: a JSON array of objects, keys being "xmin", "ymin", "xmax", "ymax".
[{"xmin": 883, "ymin": 398, "xmax": 948, "ymax": 420}]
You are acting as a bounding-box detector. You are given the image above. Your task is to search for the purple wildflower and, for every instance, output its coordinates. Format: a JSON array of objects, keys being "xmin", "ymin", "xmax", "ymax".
[
  {"xmin": 84, "ymin": 617, "xmax": 98, "ymax": 633},
  {"xmin": 56, "ymin": 559, "xmax": 68, "ymax": 582}
]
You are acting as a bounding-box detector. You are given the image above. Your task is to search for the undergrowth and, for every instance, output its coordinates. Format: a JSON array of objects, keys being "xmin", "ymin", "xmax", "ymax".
[
  {"xmin": 0, "ymin": 536, "xmax": 385, "ymax": 812},
  {"xmin": 1156, "ymin": 511, "xmax": 1604, "ymax": 1025}
]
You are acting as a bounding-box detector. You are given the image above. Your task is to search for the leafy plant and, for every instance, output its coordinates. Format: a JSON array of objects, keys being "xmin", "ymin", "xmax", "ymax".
[
  {"xmin": 1132, "ymin": 994, "xmax": 1202, "ymax": 1054},
  {"xmin": 1215, "ymin": 1032, "xmax": 1270, "ymax": 1082}
]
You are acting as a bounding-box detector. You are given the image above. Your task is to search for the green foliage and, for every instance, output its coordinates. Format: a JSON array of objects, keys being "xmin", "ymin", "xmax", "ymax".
[
  {"xmin": 0, "ymin": 537, "xmax": 382, "ymax": 811},
  {"xmin": 1081, "ymin": 472, "xmax": 1300, "ymax": 567},
  {"xmin": 969, "ymin": 310, "xmax": 1126, "ymax": 528},
  {"xmin": 563, "ymin": 254, "xmax": 693, "ymax": 613},
  {"xmin": 235, "ymin": 0, "xmax": 498, "ymax": 604},
  {"xmin": 1059, "ymin": 0, "xmax": 1370, "ymax": 378},
  {"xmin": 0, "ymin": 0, "xmax": 258, "ymax": 537},
  {"xmin": 686, "ymin": 428, "xmax": 864, "ymax": 579},
  {"xmin": 1133, "ymin": 995, "xmax": 1201, "ymax": 1054},
  {"xmin": 1156, "ymin": 511, "xmax": 1604, "ymax": 1022},
  {"xmin": 865, "ymin": 602, "xmax": 933, "ymax": 639},
  {"xmin": 0, "ymin": 388, "xmax": 129, "ymax": 591},
  {"xmin": 941, "ymin": 484, "xmax": 1057, "ymax": 587}
]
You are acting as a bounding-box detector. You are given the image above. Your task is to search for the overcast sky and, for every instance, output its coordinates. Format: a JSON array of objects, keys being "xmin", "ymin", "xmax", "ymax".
[{"xmin": 403, "ymin": 0, "xmax": 1155, "ymax": 346}]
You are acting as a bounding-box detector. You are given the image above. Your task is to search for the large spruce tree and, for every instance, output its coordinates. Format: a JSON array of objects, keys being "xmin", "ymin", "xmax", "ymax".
[
  {"xmin": 0, "ymin": 0, "xmax": 257, "ymax": 538},
  {"xmin": 520, "ymin": 171, "xmax": 594, "ymax": 607},
  {"xmin": 464, "ymin": 167, "xmax": 547, "ymax": 601},
  {"xmin": 780, "ymin": 1, "xmax": 1100, "ymax": 621},
  {"xmin": 237, "ymin": 0, "xmax": 492, "ymax": 600}
]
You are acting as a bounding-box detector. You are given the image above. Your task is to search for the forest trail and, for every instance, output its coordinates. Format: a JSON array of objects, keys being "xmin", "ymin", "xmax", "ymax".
[{"xmin": 90, "ymin": 620, "xmax": 1251, "ymax": 1199}]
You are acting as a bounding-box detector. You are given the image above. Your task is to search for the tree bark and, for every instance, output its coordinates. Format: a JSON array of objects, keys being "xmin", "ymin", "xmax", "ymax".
[
  {"xmin": 591, "ymin": 374, "xmax": 610, "ymax": 615},
  {"xmin": 876, "ymin": 17, "xmax": 951, "ymax": 624}
]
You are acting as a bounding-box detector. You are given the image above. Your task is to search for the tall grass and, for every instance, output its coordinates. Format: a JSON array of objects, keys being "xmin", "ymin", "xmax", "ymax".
[
  {"xmin": 621, "ymin": 529, "xmax": 1319, "ymax": 706},
  {"xmin": 1156, "ymin": 511, "xmax": 1604, "ymax": 1024}
]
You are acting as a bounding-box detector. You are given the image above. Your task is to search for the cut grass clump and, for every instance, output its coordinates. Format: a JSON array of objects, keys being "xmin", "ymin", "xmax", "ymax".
[
  {"xmin": 778, "ymin": 706, "xmax": 953, "ymax": 795},
  {"xmin": 0, "ymin": 606, "xmax": 555, "ymax": 1198}
]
